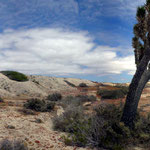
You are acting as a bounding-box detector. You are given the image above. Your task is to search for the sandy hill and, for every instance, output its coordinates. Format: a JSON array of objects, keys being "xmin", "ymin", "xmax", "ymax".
[{"xmin": 0, "ymin": 73, "xmax": 97, "ymax": 99}]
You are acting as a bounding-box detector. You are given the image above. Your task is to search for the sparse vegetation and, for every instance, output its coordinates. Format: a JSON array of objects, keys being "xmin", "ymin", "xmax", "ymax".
[
  {"xmin": 47, "ymin": 93, "xmax": 62, "ymax": 101},
  {"xmin": 115, "ymin": 85, "xmax": 129, "ymax": 95},
  {"xmin": 0, "ymin": 97, "xmax": 4, "ymax": 102},
  {"xmin": 6, "ymin": 125, "xmax": 15, "ymax": 129},
  {"xmin": 24, "ymin": 98, "xmax": 55, "ymax": 112},
  {"xmin": 1, "ymin": 71, "xmax": 28, "ymax": 82},
  {"xmin": 60, "ymin": 95, "xmax": 96, "ymax": 108},
  {"xmin": 79, "ymin": 83, "xmax": 88, "ymax": 87},
  {"xmin": 18, "ymin": 108, "xmax": 37, "ymax": 115},
  {"xmin": 0, "ymin": 139, "xmax": 28, "ymax": 150},
  {"xmin": 53, "ymin": 103, "xmax": 150, "ymax": 149},
  {"xmin": 97, "ymin": 86, "xmax": 128, "ymax": 99},
  {"xmin": 53, "ymin": 106, "xmax": 85, "ymax": 133},
  {"xmin": 35, "ymin": 118, "xmax": 43, "ymax": 123},
  {"xmin": 76, "ymin": 95, "xmax": 96, "ymax": 102}
]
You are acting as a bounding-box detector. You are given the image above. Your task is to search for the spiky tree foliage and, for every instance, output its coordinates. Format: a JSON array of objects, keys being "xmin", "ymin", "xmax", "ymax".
[{"xmin": 121, "ymin": 1, "xmax": 150, "ymax": 128}]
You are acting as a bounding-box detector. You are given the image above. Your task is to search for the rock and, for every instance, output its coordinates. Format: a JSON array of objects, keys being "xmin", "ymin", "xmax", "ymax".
[
  {"xmin": 83, "ymin": 102, "xmax": 92, "ymax": 107},
  {"xmin": 56, "ymin": 106, "xmax": 64, "ymax": 116}
]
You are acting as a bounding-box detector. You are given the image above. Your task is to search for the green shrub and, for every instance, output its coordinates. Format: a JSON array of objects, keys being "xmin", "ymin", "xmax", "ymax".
[
  {"xmin": 115, "ymin": 85, "xmax": 129, "ymax": 95},
  {"xmin": 0, "ymin": 139, "xmax": 28, "ymax": 150},
  {"xmin": 24, "ymin": 98, "xmax": 55, "ymax": 112},
  {"xmin": 1, "ymin": 71, "xmax": 28, "ymax": 82},
  {"xmin": 97, "ymin": 89, "xmax": 126, "ymax": 99},
  {"xmin": 47, "ymin": 93, "xmax": 62, "ymax": 101},
  {"xmin": 79, "ymin": 83, "xmax": 88, "ymax": 87}
]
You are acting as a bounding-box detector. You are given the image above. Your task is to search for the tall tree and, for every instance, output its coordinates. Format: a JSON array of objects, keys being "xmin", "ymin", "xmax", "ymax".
[{"xmin": 121, "ymin": 0, "xmax": 150, "ymax": 128}]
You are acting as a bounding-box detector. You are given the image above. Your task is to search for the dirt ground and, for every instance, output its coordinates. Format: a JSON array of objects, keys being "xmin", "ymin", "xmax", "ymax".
[{"xmin": 0, "ymin": 83, "xmax": 150, "ymax": 150}]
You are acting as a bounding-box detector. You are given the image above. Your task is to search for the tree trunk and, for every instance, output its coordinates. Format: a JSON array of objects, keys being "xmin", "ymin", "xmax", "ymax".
[{"xmin": 121, "ymin": 55, "xmax": 150, "ymax": 128}]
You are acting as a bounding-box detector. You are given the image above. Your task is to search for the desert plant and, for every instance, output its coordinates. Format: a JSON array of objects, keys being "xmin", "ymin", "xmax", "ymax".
[
  {"xmin": 1, "ymin": 71, "xmax": 28, "ymax": 82},
  {"xmin": 60, "ymin": 96, "xmax": 82, "ymax": 108},
  {"xmin": 24, "ymin": 98, "xmax": 55, "ymax": 112},
  {"xmin": 79, "ymin": 83, "xmax": 88, "ymax": 87},
  {"xmin": 18, "ymin": 108, "xmax": 37, "ymax": 115},
  {"xmin": 121, "ymin": 0, "xmax": 150, "ymax": 128},
  {"xmin": 52, "ymin": 105, "xmax": 86, "ymax": 133},
  {"xmin": 97, "ymin": 89, "xmax": 126, "ymax": 99},
  {"xmin": 115, "ymin": 85, "xmax": 129, "ymax": 95},
  {"xmin": 47, "ymin": 93, "xmax": 62, "ymax": 101},
  {"xmin": 53, "ymin": 104, "xmax": 132, "ymax": 149},
  {"xmin": 0, "ymin": 97, "xmax": 4, "ymax": 102},
  {"xmin": 76, "ymin": 95, "xmax": 96, "ymax": 102},
  {"xmin": 53, "ymin": 102, "xmax": 150, "ymax": 149},
  {"xmin": 35, "ymin": 118, "xmax": 43, "ymax": 123},
  {"xmin": 60, "ymin": 95, "xmax": 96, "ymax": 109},
  {"xmin": 0, "ymin": 139, "xmax": 28, "ymax": 150},
  {"xmin": 46, "ymin": 101, "xmax": 55, "ymax": 111}
]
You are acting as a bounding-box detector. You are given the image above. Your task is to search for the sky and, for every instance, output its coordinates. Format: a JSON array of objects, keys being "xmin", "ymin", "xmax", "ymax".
[{"xmin": 0, "ymin": 0, "xmax": 146, "ymax": 83}]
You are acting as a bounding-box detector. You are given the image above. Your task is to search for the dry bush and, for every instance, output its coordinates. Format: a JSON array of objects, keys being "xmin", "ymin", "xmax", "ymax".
[
  {"xmin": 79, "ymin": 83, "xmax": 88, "ymax": 87},
  {"xmin": 53, "ymin": 102, "xmax": 150, "ymax": 149},
  {"xmin": 47, "ymin": 93, "xmax": 62, "ymax": 101},
  {"xmin": 24, "ymin": 98, "xmax": 55, "ymax": 112},
  {"xmin": 0, "ymin": 139, "xmax": 28, "ymax": 150}
]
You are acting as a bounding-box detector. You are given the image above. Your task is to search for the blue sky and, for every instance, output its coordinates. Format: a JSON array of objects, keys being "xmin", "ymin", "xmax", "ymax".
[{"xmin": 0, "ymin": 0, "xmax": 146, "ymax": 83}]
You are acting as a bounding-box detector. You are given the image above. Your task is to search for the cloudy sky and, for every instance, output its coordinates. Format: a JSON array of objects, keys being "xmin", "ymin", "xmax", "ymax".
[{"xmin": 0, "ymin": 0, "xmax": 146, "ymax": 82}]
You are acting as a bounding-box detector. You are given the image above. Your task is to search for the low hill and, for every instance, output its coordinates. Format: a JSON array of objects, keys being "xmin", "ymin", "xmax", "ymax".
[{"xmin": 0, "ymin": 73, "xmax": 96, "ymax": 99}]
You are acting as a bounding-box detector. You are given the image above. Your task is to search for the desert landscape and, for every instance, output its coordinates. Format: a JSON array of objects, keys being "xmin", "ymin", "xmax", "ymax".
[
  {"xmin": 2, "ymin": 0, "xmax": 150, "ymax": 150},
  {"xmin": 0, "ymin": 72, "xmax": 150, "ymax": 150}
]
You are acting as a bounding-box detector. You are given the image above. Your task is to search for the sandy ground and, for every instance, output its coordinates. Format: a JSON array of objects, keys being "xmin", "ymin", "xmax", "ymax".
[
  {"xmin": 0, "ymin": 99, "xmax": 91, "ymax": 150},
  {"xmin": 0, "ymin": 73, "xmax": 150, "ymax": 150}
]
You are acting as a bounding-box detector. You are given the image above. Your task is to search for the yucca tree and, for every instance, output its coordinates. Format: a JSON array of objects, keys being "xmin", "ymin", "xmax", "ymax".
[{"xmin": 121, "ymin": 0, "xmax": 150, "ymax": 128}]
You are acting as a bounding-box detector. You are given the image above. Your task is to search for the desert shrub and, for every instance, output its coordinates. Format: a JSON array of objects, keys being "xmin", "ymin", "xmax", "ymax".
[
  {"xmin": 24, "ymin": 98, "xmax": 55, "ymax": 112},
  {"xmin": 60, "ymin": 96, "xmax": 82, "ymax": 108},
  {"xmin": 1, "ymin": 71, "xmax": 28, "ymax": 82},
  {"xmin": 64, "ymin": 80, "xmax": 76, "ymax": 87},
  {"xmin": 35, "ymin": 118, "xmax": 43, "ymax": 123},
  {"xmin": 52, "ymin": 106, "xmax": 86, "ymax": 133},
  {"xmin": 0, "ymin": 97, "xmax": 4, "ymax": 102},
  {"xmin": 97, "ymin": 89, "xmax": 126, "ymax": 99},
  {"xmin": 0, "ymin": 139, "xmax": 28, "ymax": 150},
  {"xmin": 86, "ymin": 104, "xmax": 131, "ymax": 149},
  {"xmin": 76, "ymin": 95, "xmax": 96, "ymax": 102},
  {"xmin": 32, "ymin": 79, "xmax": 39, "ymax": 84},
  {"xmin": 46, "ymin": 101, "xmax": 55, "ymax": 111},
  {"xmin": 79, "ymin": 83, "xmax": 88, "ymax": 87},
  {"xmin": 115, "ymin": 85, "xmax": 129, "ymax": 95},
  {"xmin": 60, "ymin": 95, "xmax": 96, "ymax": 109},
  {"xmin": 6, "ymin": 125, "xmax": 15, "ymax": 129},
  {"xmin": 47, "ymin": 93, "xmax": 62, "ymax": 101},
  {"xmin": 53, "ymin": 103, "xmax": 133, "ymax": 149},
  {"xmin": 18, "ymin": 108, "xmax": 37, "ymax": 115},
  {"xmin": 54, "ymin": 102, "xmax": 150, "ymax": 149}
]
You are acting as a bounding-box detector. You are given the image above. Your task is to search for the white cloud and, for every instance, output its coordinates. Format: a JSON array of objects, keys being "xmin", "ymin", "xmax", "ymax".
[{"xmin": 0, "ymin": 28, "xmax": 136, "ymax": 76}]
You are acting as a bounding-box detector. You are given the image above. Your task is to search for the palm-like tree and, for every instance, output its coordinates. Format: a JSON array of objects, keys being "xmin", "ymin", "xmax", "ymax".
[{"xmin": 121, "ymin": 0, "xmax": 150, "ymax": 127}]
